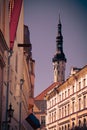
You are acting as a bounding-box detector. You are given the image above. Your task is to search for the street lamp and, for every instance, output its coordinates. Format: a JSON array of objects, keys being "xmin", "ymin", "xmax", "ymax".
[
  {"xmin": 7, "ymin": 103, "xmax": 14, "ymax": 123},
  {"xmin": 20, "ymin": 79, "xmax": 24, "ymax": 86},
  {"xmin": 2, "ymin": 103, "xmax": 14, "ymax": 129},
  {"xmin": 19, "ymin": 79, "xmax": 24, "ymax": 130}
]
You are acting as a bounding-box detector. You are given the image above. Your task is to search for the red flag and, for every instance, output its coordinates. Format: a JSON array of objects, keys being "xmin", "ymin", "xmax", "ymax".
[{"xmin": 10, "ymin": 0, "xmax": 23, "ymax": 50}]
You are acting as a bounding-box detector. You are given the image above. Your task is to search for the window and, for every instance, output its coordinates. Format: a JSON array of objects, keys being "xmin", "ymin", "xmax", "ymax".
[
  {"xmin": 59, "ymin": 127, "xmax": 61, "ymax": 130},
  {"xmin": 68, "ymin": 89, "xmax": 70, "ymax": 96},
  {"xmin": 41, "ymin": 116, "xmax": 45, "ymax": 126},
  {"xmin": 62, "ymin": 107, "xmax": 64, "ymax": 117},
  {"xmin": 52, "ymin": 99, "xmax": 53, "ymax": 106},
  {"xmin": 62, "ymin": 92, "xmax": 64, "ymax": 100},
  {"xmin": 54, "ymin": 111, "xmax": 56, "ymax": 121},
  {"xmin": 79, "ymin": 82, "xmax": 81, "ymax": 90},
  {"xmin": 62, "ymin": 126, "xmax": 64, "ymax": 130},
  {"xmin": 72, "ymin": 122, "xmax": 75, "ymax": 129},
  {"xmin": 72, "ymin": 101, "xmax": 75, "ymax": 113},
  {"xmin": 68, "ymin": 124, "xmax": 70, "ymax": 130},
  {"xmin": 52, "ymin": 113, "xmax": 53, "ymax": 122},
  {"xmin": 73, "ymin": 85, "xmax": 75, "ymax": 93},
  {"xmin": 59, "ymin": 108, "xmax": 61, "ymax": 118},
  {"xmin": 79, "ymin": 98, "xmax": 81, "ymax": 110},
  {"xmin": 55, "ymin": 98, "xmax": 56, "ymax": 105},
  {"xmin": 50, "ymin": 101, "xmax": 51, "ymax": 107},
  {"xmin": 83, "ymin": 96, "xmax": 86, "ymax": 108},
  {"xmin": 79, "ymin": 120, "xmax": 81, "ymax": 127},
  {"xmin": 59, "ymin": 94, "xmax": 61, "ymax": 102},
  {"xmin": 65, "ymin": 125, "xmax": 66, "ymax": 130},
  {"xmin": 49, "ymin": 113, "xmax": 51, "ymax": 123},
  {"xmin": 83, "ymin": 118, "xmax": 86, "ymax": 127},
  {"xmin": 68, "ymin": 104, "xmax": 70, "ymax": 115},
  {"xmin": 65, "ymin": 106, "xmax": 66, "ymax": 116},
  {"xmin": 65, "ymin": 91, "xmax": 67, "ymax": 98},
  {"xmin": 83, "ymin": 79, "xmax": 86, "ymax": 87}
]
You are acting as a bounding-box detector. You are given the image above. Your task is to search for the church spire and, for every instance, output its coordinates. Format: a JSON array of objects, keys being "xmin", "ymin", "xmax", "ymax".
[
  {"xmin": 52, "ymin": 16, "xmax": 67, "ymax": 83},
  {"xmin": 56, "ymin": 15, "xmax": 63, "ymax": 54},
  {"xmin": 58, "ymin": 14, "xmax": 62, "ymax": 35},
  {"xmin": 59, "ymin": 14, "xmax": 61, "ymax": 24}
]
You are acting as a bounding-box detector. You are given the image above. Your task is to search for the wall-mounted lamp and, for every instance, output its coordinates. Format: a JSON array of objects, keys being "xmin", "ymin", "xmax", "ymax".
[
  {"xmin": 20, "ymin": 79, "xmax": 24, "ymax": 86},
  {"xmin": 2, "ymin": 103, "xmax": 14, "ymax": 129},
  {"xmin": 7, "ymin": 103, "xmax": 14, "ymax": 123}
]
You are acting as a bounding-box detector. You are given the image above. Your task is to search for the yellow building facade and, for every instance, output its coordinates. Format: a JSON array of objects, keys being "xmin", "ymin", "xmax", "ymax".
[{"xmin": 46, "ymin": 65, "xmax": 87, "ymax": 130}]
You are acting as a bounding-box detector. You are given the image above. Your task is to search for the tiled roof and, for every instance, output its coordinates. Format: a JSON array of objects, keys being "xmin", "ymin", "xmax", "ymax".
[{"xmin": 35, "ymin": 82, "xmax": 60, "ymax": 100}]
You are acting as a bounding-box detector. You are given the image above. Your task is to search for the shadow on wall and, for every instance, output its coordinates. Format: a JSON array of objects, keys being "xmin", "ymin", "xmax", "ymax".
[{"xmin": 70, "ymin": 125, "xmax": 87, "ymax": 130}]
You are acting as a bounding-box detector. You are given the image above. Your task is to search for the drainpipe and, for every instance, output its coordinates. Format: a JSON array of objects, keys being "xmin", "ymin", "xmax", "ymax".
[
  {"xmin": 4, "ymin": 50, "xmax": 12, "ymax": 130},
  {"xmin": 19, "ymin": 79, "xmax": 24, "ymax": 130}
]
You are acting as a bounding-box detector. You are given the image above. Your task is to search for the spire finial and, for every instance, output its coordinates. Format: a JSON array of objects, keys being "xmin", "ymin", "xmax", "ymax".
[{"xmin": 59, "ymin": 14, "xmax": 61, "ymax": 24}]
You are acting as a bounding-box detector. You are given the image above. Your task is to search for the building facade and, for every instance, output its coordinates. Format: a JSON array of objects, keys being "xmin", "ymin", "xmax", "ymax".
[
  {"xmin": 34, "ymin": 83, "xmax": 60, "ymax": 130},
  {"xmin": 0, "ymin": 0, "xmax": 35, "ymax": 130},
  {"xmin": 0, "ymin": 0, "xmax": 10, "ymax": 129},
  {"xmin": 46, "ymin": 65, "xmax": 87, "ymax": 130}
]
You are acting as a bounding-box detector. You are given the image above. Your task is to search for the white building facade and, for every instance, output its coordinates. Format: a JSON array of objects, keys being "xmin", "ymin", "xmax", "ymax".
[{"xmin": 46, "ymin": 65, "xmax": 87, "ymax": 130}]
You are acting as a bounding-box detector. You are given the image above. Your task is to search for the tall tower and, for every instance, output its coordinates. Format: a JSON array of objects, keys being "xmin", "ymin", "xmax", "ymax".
[{"xmin": 52, "ymin": 16, "xmax": 67, "ymax": 82}]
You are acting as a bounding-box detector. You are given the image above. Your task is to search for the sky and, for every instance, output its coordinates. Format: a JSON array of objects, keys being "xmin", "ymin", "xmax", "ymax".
[{"xmin": 24, "ymin": 0, "xmax": 87, "ymax": 97}]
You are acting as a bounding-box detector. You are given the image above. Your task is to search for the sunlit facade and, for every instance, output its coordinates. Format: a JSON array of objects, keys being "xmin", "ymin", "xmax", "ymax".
[
  {"xmin": 0, "ymin": 0, "xmax": 9, "ymax": 129},
  {"xmin": 46, "ymin": 65, "xmax": 87, "ymax": 130},
  {"xmin": 0, "ymin": 0, "xmax": 35, "ymax": 129}
]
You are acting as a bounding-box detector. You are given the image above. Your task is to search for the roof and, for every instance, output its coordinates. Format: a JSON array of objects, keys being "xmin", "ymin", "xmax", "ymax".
[
  {"xmin": 52, "ymin": 52, "xmax": 66, "ymax": 62},
  {"xmin": 35, "ymin": 82, "xmax": 60, "ymax": 100}
]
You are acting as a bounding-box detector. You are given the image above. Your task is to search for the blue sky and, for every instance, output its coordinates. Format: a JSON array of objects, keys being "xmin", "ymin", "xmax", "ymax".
[{"xmin": 24, "ymin": 0, "xmax": 87, "ymax": 97}]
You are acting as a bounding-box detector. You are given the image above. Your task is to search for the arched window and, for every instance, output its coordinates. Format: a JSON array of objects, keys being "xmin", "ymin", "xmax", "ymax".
[
  {"xmin": 72, "ymin": 101, "xmax": 75, "ymax": 113},
  {"xmin": 62, "ymin": 107, "xmax": 64, "ymax": 117},
  {"xmin": 78, "ymin": 98, "xmax": 81, "ymax": 110},
  {"xmin": 72, "ymin": 122, "xmax": 75, "ymax": 129},
  {"xmin": 68, "ymin": 104, "xmax": 70, "ymax": 115},
  {"xmin": 65, "ymin": 125, "xmax": 66, "ymax": 130},
  {"xmin": 52, "ymin": 113, "xmax": 53, "ymax": 122},
  {"xmin": 68, "ymin": 124, "xmax": 70, "ymax": 130},
  {"xmin": 62, "ymin": 92, "xmax": 64, "ymax": 100},
  {"xmin": 54, "ymin": 111, "xmax": 56, "ymax": 121},
  {"xmin": 52, "ymin": 99, "xmax": 53, "ymax": 106},
  {"xmin": 83, "ymin": 78, "xmax": 86, "ymax": 87},
  {"xmin": 59, "ymin": 108, "xmax": 61, "ymax": 118},
  {"xmin": 49, "ymin": 113, "xmax": 51, "ymax": 123},
  {"xmin": 73, "ymin": 85, "xmax": 75, "ymax": 93},
  {"xmin": 79, "ymin": 81, "xmax": 81, "ymax": 90},
  {"xmin": 68, "ymin": 89, "xmax": 70, "ymax": 96},
  {"xmin": 59, "ymin": 127, "xmax": 61, "ymax": 130},
  {"xmin": 65, "ymin": 91, "xmax": 67, "ymax": 98},
  {"xmin": 65, "ymin": 106, "xmax": 66, "ymax": 116},
  {"xmin": 83, "ymin": 96, "xmax": 86, "ymax": 108},
  {"xmin": 79, "ymin": 120, "xmax": 81, "ymax": 127},
  {"xmin": 83, "ymin": 118, "xmax": 86, "ymax": 127}
]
